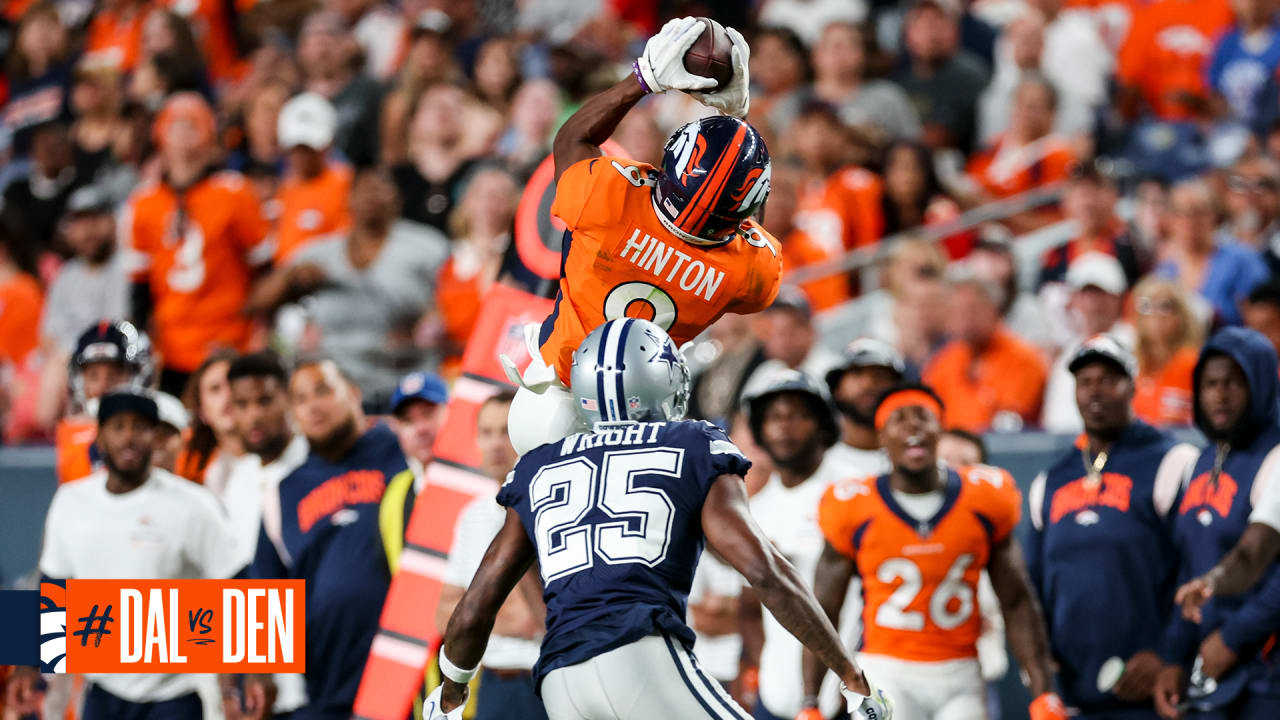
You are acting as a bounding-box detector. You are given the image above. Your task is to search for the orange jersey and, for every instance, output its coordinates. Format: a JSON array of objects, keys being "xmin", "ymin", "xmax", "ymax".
[
  {"xmin": 1117, "ymin": 0, "xmax": 1233, "ymax": 120},
  {"xmin": 55, "ymin": 416, "xmax": 98, "ymax": 484},
  {"xmin": 967, "ymin": 135, "xmax": 1076, "ymax": 200},
  {"xmin": 819, "ymin": 465, "xmax": 1022, "ymax": 662},
  {"xmin": 793, "ymin": 166, "xmax": 884, "ymax": 256},
  {"xmin": 122, "ymin": 170, "xmax": 271, "ymax": 372},
  {"xmin": 924, "ymin": 327, "xmax": 1050, "ymax": 433},
  {"xmin": 0, "ymin": 272, "xmax": 43, "ymax": 366},
  {"xmin": 1133, "ymin": 346, "xmax": 1197, "ymax": 427},
  {"xmin": 272, "ymin": 163, "xmax": 352, "ymax": 263},
  {"xmin": 83, "ymin": 5, "xmax": 148, "ymax": 72},
  {"xmin": 780, "ymin": 227, "xmax": 851, "ymax": 311},
  {"xmin": 541, "ymin": 156, "xmax": 783, "ymax": 382}
]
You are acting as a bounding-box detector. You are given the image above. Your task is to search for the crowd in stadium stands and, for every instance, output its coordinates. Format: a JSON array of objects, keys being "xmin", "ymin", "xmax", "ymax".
[{"xmin": 10, "ymin": 0, "xmax": 1280, "ymax": 718}]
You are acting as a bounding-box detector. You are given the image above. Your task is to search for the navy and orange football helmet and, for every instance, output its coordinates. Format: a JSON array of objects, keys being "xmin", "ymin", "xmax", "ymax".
[{"xmin": 652, "ymin": 115, "xmax": 770, "ymax": 245}]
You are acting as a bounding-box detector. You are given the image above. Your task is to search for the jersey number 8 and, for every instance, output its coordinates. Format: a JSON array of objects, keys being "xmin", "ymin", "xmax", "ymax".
[
  {"xmin": 875, "ymin": 553, "xmax": 975, "ymax": 631},
  {"xmin": 529, "ymin": 448, "xmax": 680, "ymax": 583}
]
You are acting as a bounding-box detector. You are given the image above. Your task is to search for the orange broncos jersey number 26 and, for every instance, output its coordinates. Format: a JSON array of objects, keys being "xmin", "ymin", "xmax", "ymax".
[
  {"xmin": 539, "ymin": 156, "xmax": 784, "ymax": 383},
  {"xmin": 819, "ymin": 465, "xmax": 1022, "ymax": 662}
]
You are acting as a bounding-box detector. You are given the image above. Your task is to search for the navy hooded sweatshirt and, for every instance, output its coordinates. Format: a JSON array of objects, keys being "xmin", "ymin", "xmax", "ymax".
[
  {"xmin": 1028, "ymin": 420, "xmax": 1197, "ymax": 714},
  {"xmin": 1162, "ymin": 327, "xmax": 1280, "ymax": 705}
]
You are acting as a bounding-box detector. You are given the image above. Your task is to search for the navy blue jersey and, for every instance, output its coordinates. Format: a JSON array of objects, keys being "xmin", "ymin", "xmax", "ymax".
[
  {"xmin": 251, "ymin": 424, "xmax": 408, "ymax": 719},
  {"xmin": 497, "ymin": 419, "xmax": 751, "ymax": 688}
]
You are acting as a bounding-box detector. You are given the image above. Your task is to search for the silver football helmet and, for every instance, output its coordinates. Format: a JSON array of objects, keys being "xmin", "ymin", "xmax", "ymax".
[{"xmin": 570, "ymin": 319, "xmax": 691, "ymax": 425}]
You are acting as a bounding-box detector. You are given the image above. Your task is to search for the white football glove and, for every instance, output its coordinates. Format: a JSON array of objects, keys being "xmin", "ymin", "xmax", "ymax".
[
  {"xmin": 690, "ymin": 26, "xmax": 750, "ymax": 118},
  {"xmin": 842, "ymin": 677, "xmax": 893, "ymax": 720},
  {"xmin": 635, "ymin": 17, "xmax": 719, "ymax": 95},
  {"xmin": 422, "ymin": 685, "xmax": 465, "ymax": 720}
]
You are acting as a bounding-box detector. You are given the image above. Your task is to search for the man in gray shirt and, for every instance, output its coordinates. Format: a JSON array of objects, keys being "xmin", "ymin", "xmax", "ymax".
[{"xmin": 40, "ymin": 185, "xmax": 129, "ymax": 354}]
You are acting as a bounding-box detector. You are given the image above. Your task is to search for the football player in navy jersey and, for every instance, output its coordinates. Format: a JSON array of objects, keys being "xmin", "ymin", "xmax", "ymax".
[{"xmin": 426, "ymin": 319, "xmax": 892, "ymax": 720}]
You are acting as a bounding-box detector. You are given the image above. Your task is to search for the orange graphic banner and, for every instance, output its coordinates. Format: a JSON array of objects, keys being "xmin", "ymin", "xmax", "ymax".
[{"xmin": 62, "ymin": 579, "xmax": 305, "ymax": 673}]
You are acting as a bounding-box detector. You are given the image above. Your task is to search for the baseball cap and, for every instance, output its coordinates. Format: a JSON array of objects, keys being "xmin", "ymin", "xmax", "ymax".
[
  {"xmin": 1068, "ymin": 334, "xmax": 1138, "ymax": 378},
  {"xmin": 278, "ymin": 93, "xmax": 337, "ymax": 151},
  {"xmin": 153, "ymin": 391, "xmax": 190, "ymax": 432},
  {"xmin": 1066, "ymin": 252, "xmax": 1127, "ymax": 296},
  {"xmin": 825, "ymin": 338, "xmax": 906, "ymax": 392},
  {"xmin": 391, "ymin": 371, "xmax": 449, "ymax": 416},
  {"xmin": 764, "ymin": 285, "xmax": 813, "ymax": 320},
  {"xmin": 65, "ymin": 184, "xmax": 113, "ymax": 216},
  {"xmin": 411, "ymin": 9, "xmax": 453, "ymax": 37},
  {"xmin": 97, "ymin": 388, "xmax": 160, "ymax": 425}
]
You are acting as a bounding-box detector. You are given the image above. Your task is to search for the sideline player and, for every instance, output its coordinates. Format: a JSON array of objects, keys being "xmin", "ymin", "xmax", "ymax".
[
  {"xmin": 506, "ymin": 17, "xmax": 784, "ymax": 454},
  {"xmin": 428, "ymin": 319, "xmax": 891, "ymax": 720},
  {"xmin": 804, "ymin": 385, "xmax": 1065, "ymax": 720}
]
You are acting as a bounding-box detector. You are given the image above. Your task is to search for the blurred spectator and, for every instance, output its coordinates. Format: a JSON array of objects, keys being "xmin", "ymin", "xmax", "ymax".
[
  {"xmin": 83, "ymin": 0, "xmax": 150, "ymax": 73},
  {"xmin": 36, "ymin": 186, "xmax": 129, "ymax": 430},
  {"xmin": 158, "ymin": 0, "xmax": 241, "ymax": 87},
  {"xmin": 298, "ymin": 10, "xmax": 382, "ymax": 168},
  {"xmin": 4, "ymin": 117, "xmax": 84, "ymax": 260},
  {"xmin": 150, "ymin": 390, "xmax": 189, "ymax": 473},
  {"xmin": 388, "ymin": 370, "xmax": 447, "ymax": 476},
  {"xmin": 689, "ymin": 552, "xmax": 745, "ymax": 689},
  {"xmin": 937, "ymin": 427, "xmax": 986, "ymax": 467},
  {"xmin": 1116, "ymin": 0, "xmax": 1233, "ymax": 120},
  {"xmin": 749, "ymin": 287, "xmax": 842, "ymax": 383},
  {"xmin": 808, "ymin": 22, "xmax": 922, "ymax": 142},
  {"xmin": 748, "ymin": 27, "xmax": 811, "ymax": 142},
  {"xmin": 343, "ymin": 0, "xmax": 411, "ymax": 81},
  {"xmin": 1223, "ymin": 154, "xmax": 1280, "ymax": 254},
  {"xmin": 1208, "ymin": 0, "xmax": 1280, "ymax": 134},
  {"xmin": 979, "ymin": 8, "xmax": 1048, "ymax": 145},
  {"xmin": 789, "ymin": 103, "xmax": 882, "ymax": 255},
  {"xmin": 822, "ymin": 338, "xmax": 900, "ymax": 474},
  {"xmin": 1028, "ymin": 336, "xmax": 1197, "ymax": 716},
  {"xmin": 139, "ymin": 9, "xmax": 211, "ymax": 97},
  {"xmin": 433, "ymin": 167, "xmax": 519, "ymax": 373},
  {"xmin": 1243, "ymin": 280, "xmax": 1280, "ymax": 357},
  {"xmin": 765, "ymin": 161, "xmax": 852, "ymax": 310},
  {"xmin": 924, "ymin": 270, "xmax": 1049, "ymax": 432},
  {"xmin": 495, "ymin": 78, "xmax": 564, "ymax": 175},
  {"xmin": 68, "ymin": 63, "xmax": 128, "ymax": 184},
  {"xmin": 435, "ymin": 390, "xmax": 548, "ymax": 720},
  {"xmin": 273, "ymin": 92, "xmax": 353, "ymax": 264},
  {"xmin": 4, "ymin": 2, "xmax": 74, "ymax": 158},
  {"xmin": 227, "ymin": 81, "xmax": 290, "ymax": 193},
  {"xmin": 1131, "ymin": 277, "xmax": 1203, "ymax": 427},
  {"xmin": 1153, "ymin": 178, "xmax": 1268, "ymax": 326},
  {"xmin": 0, "ymin": 217, "xmax": 44, "ymax": 371},
  {"xmin": 177, "ymin": 350, "xmax": 242, "ymax": 487},
  {"xmin": 251, "ymin": 358, "xmax": 408, "ymax": 719},
  {"xmin": 250, "ymin": 168, "xmax": 448, "ymax": 398},
  {"xmin": 967, "ymin": 75, "xmax": 1075, "ymax": 232},
  {"xmin": 124, "ymin": 93, "xmax": 271, "ymax": 395},
  {"xmin": 879, "ymin": 140, "xmax": 968, "ymax": 256},
  {"xmin": 1042, "ymin": 252, "xmax": 1134, "ymax": 433},
  {"xmin": 1040, "ymin": 163, "xmax": 1146, "ymax": 288},
  {"xmin": 687, "ymin": 314, "xmax": 766, "ymax": 429},
  {"xmin": 1032, "ymin": 0, "xmax": 1111, "ymax": 134},
  {"xmin": 471, "ymin": 36, "xmax": 523, "ymax": 114},
  {"xmin": 968, "ymin": 237, "xmax": 1057, "ymax": 351},
  {"xmin": 393, "ymin": 83, "xmax": 498, "ymax": 232},
  {"xmin": 53, "ymin": 321, "xmax": 154, "ymax": 484},
  {"xmin": 39, "ymin": 388, "xmax": 240, "ymax": 718},
  {"xmin": 892, "ymin": 0, "xmax": 991, "ymax": 153},
  {"xmin": 758, "ymin": 0, "xmax": 868, "ymax": 47},
  {"xmin": 378, "ymin": 12, "xmax": 464, "ymax": 166}
]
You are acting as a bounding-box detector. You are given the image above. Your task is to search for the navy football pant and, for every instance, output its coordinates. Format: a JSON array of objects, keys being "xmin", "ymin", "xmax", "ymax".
[{"xmin": 82, "ymin": 684, "xmax": 203, "ymax": 720}]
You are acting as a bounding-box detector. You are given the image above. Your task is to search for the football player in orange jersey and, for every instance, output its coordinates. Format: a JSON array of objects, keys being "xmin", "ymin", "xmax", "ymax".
[
  {"xmin": 801, "ymin": 385, "xmax": 1065, "ymax": 720},
  {"xmin": 123, "ymin": 93, "xmax": 272, "ymax": 395},
  {"xmin": 505, "ymin": 17, "xmax": 784, "ymax": 454}
]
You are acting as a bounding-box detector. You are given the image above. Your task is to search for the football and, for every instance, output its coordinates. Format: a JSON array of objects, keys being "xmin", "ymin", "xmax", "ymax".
[{"xmin": 683, "ymin": 17, "xmax": 734, "ymax": 91}]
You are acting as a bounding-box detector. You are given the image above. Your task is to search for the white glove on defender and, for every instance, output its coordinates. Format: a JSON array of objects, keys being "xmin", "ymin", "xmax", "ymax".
[
  {"xmin": 843, "ymin": 677, "xmax": 894, "ymax": 720},
  {"xmin": 422, "ymin": 685, "xmax": 465, "ymax": 720},
  {"xmin": 690, "ymin": 26, "xmax": 750, "ymax": 118},
  {"xmin": 635, "ymin": 17, "xmax": 719, "ymax": 94}
]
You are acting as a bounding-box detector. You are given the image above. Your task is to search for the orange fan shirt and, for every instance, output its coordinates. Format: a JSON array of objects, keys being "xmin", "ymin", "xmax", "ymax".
[
  {"xmin": 163, "ymin": 0, "xmax": 244, "ymax": 83},
  {"xmin": 55, "ymin": 416, "xmax": 98, "ymax": 484},
  {"xmin": 272, "ymin": 163, "xmax": 352, "ymax": 264},
  {"xmin": 1116, "ymin": 0, "xmax": 1234, "ymax": 120},
  {"xmin": 967, "ymin": 135, "xmax": 1075, "ymax": 200},
  {"xmin": 122, "ymin": 170, "xmax": 271, "ymax": 372},
  {"xmin": 540, "ymin": 156, "xmax": 783, "ymax": 383},
  {"xmin": 780, "ymin": 227, "xmax": 851, "ymax": 311},
  {"xmin": 924, "ymin": 326, "xmax": 1050, "ymax": 433},
  {"xmin": 434, "ymin": 253, "xmax": 488, "ymax": 377},
  {"xmin": 0, "ymin": 272, "xmax": 43, "ymax": 366},
  {"xmin": 819, "ymin": 464, "xmax": 1022, "ymax": 662},
  {"xmin": 1133, "ymin": 346, "xmax": 1198, "ymax": 427},
  {"xmin": 83, "ymin": 5, "xmax": 148, "ymax": 72},
  {"xmin": 793, "ymin": 166, "xmax": 884, "ymax": 256}
]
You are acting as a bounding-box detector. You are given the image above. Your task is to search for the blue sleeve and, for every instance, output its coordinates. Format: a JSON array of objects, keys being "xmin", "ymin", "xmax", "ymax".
[
  {"xmin": 1207, "ymin": 36, "xmax": 1230, "ymax": 93},
  {"xmin": 1218, "ymin": 563, "xmax": 1280, "ymax": 652},
  {"xmin": 497, "ymin": 460, "xmax": 530, "ymax": 510},
  {"xmin": 692, "ymin": 422, "xmax": 752, "ymax": 492},
  {"xmin": 249, "ymin": 524, "xmax": 289, "ymax": 580}
]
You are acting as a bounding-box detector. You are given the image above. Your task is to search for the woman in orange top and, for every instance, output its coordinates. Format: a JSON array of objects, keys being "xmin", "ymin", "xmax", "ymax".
[
  {"xmin": 1130, "ymin": 277, "xmax": 1204, "ymax": 427},
  {"xmin": 430, "ymin": 167, "xmax": 520, "ymax": 376},
  {"xmin": 174, "ymin": 349, "xmax": 242, "ymax": 486}
]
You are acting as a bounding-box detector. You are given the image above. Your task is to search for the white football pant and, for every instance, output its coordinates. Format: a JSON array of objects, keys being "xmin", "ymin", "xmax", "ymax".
[
  {"xmin": 856, "ymin": 653, "xmax": 986, "ymax": 720},
  {"xmin": 541, "ymin": 634, "xmax": 751, "ymax": 720}
]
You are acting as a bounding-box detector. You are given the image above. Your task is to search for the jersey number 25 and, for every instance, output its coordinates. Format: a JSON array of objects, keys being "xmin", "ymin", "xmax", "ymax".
[{"xmin": 529, "ymin": 448, "xmax": 680, "ymax": 583}]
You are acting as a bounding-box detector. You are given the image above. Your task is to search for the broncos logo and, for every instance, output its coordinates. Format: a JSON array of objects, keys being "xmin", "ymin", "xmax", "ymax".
[
  {"xmin": 40, "ymin": 580, "xmax": 67, "ymax": 673},
  {"xmin": 668, "ymin": 125, "xmax": 708, "ymax": 187},
  {"xmin": 730, "ymin": 163, "xmax": 771, "ymax": 212}
]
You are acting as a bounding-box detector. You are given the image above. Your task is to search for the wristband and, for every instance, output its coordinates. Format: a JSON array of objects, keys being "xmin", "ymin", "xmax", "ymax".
[
  {"xmin": 438, "ymin": 649, "xmax": 478, "ymax": 685},
  {"xmin": 800, "ymin": 694, "xmax": 819, "ymax": 708},
  {"xmin": 740, "ymin": 666, "xmax": 759, "ymax": 694},
  {"xmin": 632, "ymin": 60, "xmax": 652, "ymax": 93}
]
